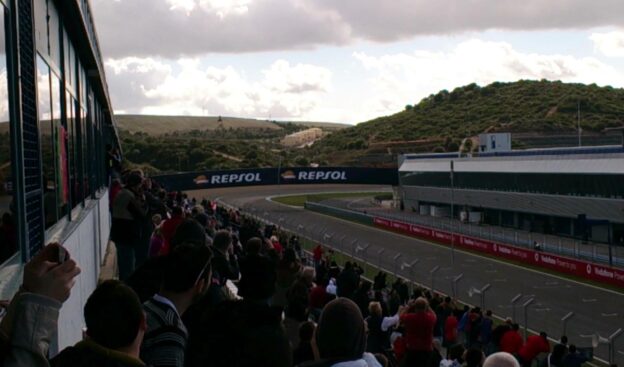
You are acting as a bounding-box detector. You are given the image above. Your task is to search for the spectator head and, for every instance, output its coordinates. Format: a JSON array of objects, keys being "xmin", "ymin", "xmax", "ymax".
[
  {"xmin": 552, "ymin": 344, "xmax": 567, "ymax": 360},
  {"xmin": 486, "ymin": 310, "xmax": 492, "ymax": 317},
  {"xmin": 162, "ymin": 244, "xmax": 212, "ymax": 295},
  {"xmin": 171, "ymin": 206, "xmax": 184, "ymax": 217},
  {"xmin": 124, "ymin": 173, "xmax": 143, "ymax": 190},
  {"xmin": 368, "ymin": 301, "xmax": 383, "ymax": 317},
  {"xmin": 483, "ymin": 352, "xmax": 520, "ymax": 367},
  {"xmin": 189, "ymin": 300, "xmax": 291, "ymax": 367},
  {"xmin": 449, "ymin": 344, "xmax": 465, "ymax": 361},
  {"xmin": 194, "ymin": 213, "xmax": 209, "ymax": 227},
  {"xmin": 191, "ymin": 205, "xmax": 204, "ymax": 216},
  {"xmin": 569, "ymin": 345, "xmax": 577, "ymax": 353},
  {"xmin": 560, "ymin": 335, "xmax": 568, "ymax": 344},
  {"xmin": 465, "ymin": 347, "xmax": 485, "ymax": 367},
  {"xmin": 152, "ymin": 214, "xmax": 162, "ymax": 226},
  {"xmin": 298, "ymin": 321, "xmax": 316, "ymax": 344},
  {"xmin": 317, "ymin": 298, "xmax": 366, "ymax": 362},
  {"xmin": 539, "ymin": 331, "xmax": 548, "ymax": 341},
  {"xmin": 171, "ymin": 219, "xmax": 207, "ymax": 249},
  {"xmin": 245, "ymin": 237, "xmax": 263, "ymax": 255},
  {"xmin": 84, "ymin": 280, "xmax": 145, "ymax": 350},
  {"xmin": 283, "ymin": 247, "xmax": 298, "ymax": 263},
  {"xmin": 213, "ymin": 230, "xmax": 232, "ymax": 252},
  {"xmin": 512, "ymin": 323, "xmax": 520, "ymax": 331},
  {"xmin": 301, "ymin": 267, "xmax": 315, "ymax": 285},
  {"xmin": 411, "ymin": 297, "xmax": 429, "ymax": 312}
]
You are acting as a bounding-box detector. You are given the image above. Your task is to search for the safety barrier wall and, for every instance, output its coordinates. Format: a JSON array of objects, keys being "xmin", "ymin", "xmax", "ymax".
[{"xmin": 304, "ymin": 202, "xmax": 373, "ymax": 226}]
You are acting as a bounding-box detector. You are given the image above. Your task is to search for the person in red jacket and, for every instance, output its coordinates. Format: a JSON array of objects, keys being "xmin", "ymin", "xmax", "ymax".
[
  {"xmin": 400, "ymin": 297, "xmax": 437, "ymax": 366},
  {"xmin": 444, "ymin": 312, "xmax": 459, "ymax": 348},
  {"xmin": 313, "ymin": 245, "xmax": 324, "ymax": 266},
  {"xmin": 518, "ymin": 332, "xmax": 550, "ymax": 367},
  {"xmin": 500, "ymin": 323, "xmax": 524, "ymax": 355},
  {"xmin": 159, "ymin": 206, "xmax": 185, "ymax": 255}
]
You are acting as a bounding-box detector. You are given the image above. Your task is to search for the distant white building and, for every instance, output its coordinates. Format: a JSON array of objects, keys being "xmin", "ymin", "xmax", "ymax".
[
  {"xmin": 282, "ymin": 128, "xmax": 324, "ymax": 147},
  {"xmin": 478, "ymin": 133, "xmax": 511, "ymax": 153}
]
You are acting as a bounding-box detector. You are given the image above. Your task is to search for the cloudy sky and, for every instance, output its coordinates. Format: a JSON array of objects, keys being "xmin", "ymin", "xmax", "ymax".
[{"xmin": 92, "ymin": 0, "xmax": 624, "ymax": 124}]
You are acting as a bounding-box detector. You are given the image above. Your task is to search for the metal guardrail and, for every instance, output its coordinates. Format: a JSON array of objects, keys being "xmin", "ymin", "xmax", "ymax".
[
  {"xmin": 309, "ymin": 201, "xmax": 624, "ymax": 268},
  {"xmin": 215, "ymin": 199, "xmax": 619, "ymax": 366}
]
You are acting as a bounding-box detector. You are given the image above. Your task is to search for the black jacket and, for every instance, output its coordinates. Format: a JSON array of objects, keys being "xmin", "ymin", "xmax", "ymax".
[
  {"xmin": 211, "ymin": 248, "xmax": 240, "ymax": 286},
  {"xmin": 51, "ymin": 340, "xmax": 149, "ymax": 367}
]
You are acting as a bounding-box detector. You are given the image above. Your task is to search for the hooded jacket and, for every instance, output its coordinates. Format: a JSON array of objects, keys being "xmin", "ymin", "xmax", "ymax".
[{"xmin": 51, "ymin": 340, "xmax": 147, "ymax": 367}]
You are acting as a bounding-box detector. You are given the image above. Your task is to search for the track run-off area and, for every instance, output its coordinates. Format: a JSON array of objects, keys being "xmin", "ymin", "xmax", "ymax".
[{"xmin": 188, "ymin": 184, "xmax": 624, "ymax": 366}]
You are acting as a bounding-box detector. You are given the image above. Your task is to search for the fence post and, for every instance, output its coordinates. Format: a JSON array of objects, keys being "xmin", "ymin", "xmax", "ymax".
[
  {"xmin": 377, "ymin": 248, "xmax": 385, "ymax": 269},
  {"xmin": 522, "ymin": 298, "xmax": 535, "ymax": 340},
  {"xmin": 430, "ymin": 266, "xmax": 440, "ymax": 293},
  {"xmin": 511, "ymin": 294, "xmax": 523, "ymax": 322},
  {"xmin": 355, "ymin": 243, "xmax": 371, "ymax": 275},
  {"xmin": 350, "ymin": 239, "xmax": 358, "ymax": 260},
  {"xmin": 480, "ymin": 284, "xmax": 491, "ymax": 310},
  {"xmin": 452, "ymin": 273, "xmax": 463, "ymax": 299},
  {"xmin": 401, "ymin": 259, "xmax": 419, "ymax": 281},
  {"xmin": 608, "ymin": 328, "xmax": 623, "ymax": 365},
  {"xmin": 393, "ymin": 253, "xmax": 403, "ymax": 278},
  {"xmin": 561, "ymin": 312, "xmax": 574, "ymax": 338}
]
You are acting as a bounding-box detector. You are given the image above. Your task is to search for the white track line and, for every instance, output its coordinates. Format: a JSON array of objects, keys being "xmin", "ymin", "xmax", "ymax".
[{"xmin": 268, "ymin": 197, "xmax": 624, "ymax": 297}]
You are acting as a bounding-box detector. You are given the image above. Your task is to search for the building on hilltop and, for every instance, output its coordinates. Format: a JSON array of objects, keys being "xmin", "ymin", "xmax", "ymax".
[
  {"xmin": 0, "ymin": 0, "xmax": 120, "ymax": 353},
  {"xmin": 281, "ymin": 127, "xmax": 324, "ymax": 147}
]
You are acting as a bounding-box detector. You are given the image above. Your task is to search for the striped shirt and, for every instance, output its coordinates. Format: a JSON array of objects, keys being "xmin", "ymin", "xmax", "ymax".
[{"xmin": 141, "ymin": 296, "xmax": 188, "ymax": 367}]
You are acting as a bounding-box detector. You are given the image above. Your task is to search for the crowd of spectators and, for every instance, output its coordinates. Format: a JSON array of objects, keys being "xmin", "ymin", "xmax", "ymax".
[{"xmin": 0, "ymin": 171, "xmax": 611, "ymax": 367}]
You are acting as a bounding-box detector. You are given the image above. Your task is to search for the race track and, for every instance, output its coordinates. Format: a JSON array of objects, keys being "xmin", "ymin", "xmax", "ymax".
[{"xmin": 188, "ymin": 185, "xmax": 624, "ymax": 365}]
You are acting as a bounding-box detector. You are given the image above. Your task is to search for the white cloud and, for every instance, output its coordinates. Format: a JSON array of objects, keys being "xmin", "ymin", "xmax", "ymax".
[
  {"xmin": 352, "ymin": 39, "xmax": 624, "ymax": 116},
  {"xmin": 104, "ymin": 39, "xmax": 624, "ymax": 124},
  {"xmin": 92, "ymin": 0, "xmax": 624, "ymax": 58},
  {"xmin": 105, "ymin": 57, "xmax": 332, "ymax": 119},
  {"xmin": 590, "ymin": 30, "xmax": 624, "ymax": 57}
]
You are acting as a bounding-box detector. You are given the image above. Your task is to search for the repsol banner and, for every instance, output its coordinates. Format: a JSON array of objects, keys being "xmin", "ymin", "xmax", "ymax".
[{"xmin": 152, "ymin": 167, "xmax": 398, "ymax": 191}]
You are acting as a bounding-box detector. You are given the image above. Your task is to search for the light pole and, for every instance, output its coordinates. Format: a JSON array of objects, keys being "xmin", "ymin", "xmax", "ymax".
[{"xmin": 450, "ymin": 160, "xmax": 455, "ymax": 267}]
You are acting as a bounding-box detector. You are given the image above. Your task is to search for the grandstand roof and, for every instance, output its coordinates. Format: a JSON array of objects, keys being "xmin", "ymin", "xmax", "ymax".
[{"xmin": 400, "ymin": 145, "xmax": 624, "ymax": 174}]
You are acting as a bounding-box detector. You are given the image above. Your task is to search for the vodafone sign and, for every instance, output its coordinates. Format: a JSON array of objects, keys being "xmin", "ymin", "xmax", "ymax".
[{"xmin": 373, "ymin": 216, "xmax": 624, "ymax": 289}]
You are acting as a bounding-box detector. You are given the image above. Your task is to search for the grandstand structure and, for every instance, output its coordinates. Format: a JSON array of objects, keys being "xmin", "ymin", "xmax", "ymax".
[
  {"xmin": 398, "ymin": 145, "xmax": 624, "ymax": 246},
  {"xmin": 0, "ymin": 0, "xmax": 118, "ymax": 351}
]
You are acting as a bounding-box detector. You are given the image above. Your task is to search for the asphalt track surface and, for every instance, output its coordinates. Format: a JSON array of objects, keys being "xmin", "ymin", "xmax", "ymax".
[{"xmin": 187, "ymin": 185, "xmax": 624, "ymax": 365}]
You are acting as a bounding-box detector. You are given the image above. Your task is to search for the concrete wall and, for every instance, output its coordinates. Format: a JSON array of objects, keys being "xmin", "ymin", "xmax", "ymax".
[{"xmin": 55, "ymin": 192, "xmax": 110, "ymax": 351}]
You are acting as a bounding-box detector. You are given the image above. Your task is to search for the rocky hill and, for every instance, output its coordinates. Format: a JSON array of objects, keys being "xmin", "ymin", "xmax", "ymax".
[{"xmin": 308, "ymin": 80, "xmax": 624, "ymax": 166}]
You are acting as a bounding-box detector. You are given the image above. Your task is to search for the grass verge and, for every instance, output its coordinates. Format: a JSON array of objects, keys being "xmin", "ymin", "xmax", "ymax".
[{"xmin": 272, "ymin": 191, "xmax": 390, "ymax": 207}]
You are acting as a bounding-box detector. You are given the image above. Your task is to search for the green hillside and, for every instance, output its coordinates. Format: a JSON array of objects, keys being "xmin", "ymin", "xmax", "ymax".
[
  {"xmin": 114, "ymin": 114, "xmax": 347, "ymax": 135},
  {"xmin": 309, "ymin": 80, "xmax": 624, "ymax": 164},
  {"xmin": 117, "ymin": 80, "xmax": 624, "ymax": 172}
]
